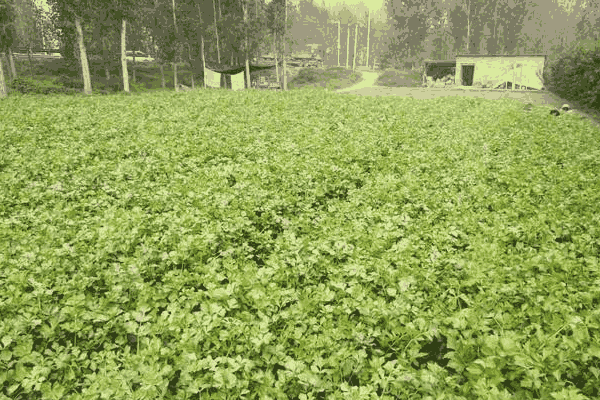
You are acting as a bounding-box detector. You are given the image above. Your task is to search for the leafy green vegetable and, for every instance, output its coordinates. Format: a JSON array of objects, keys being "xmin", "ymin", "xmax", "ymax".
[{"xmin": 1, "ymin": 90, "xmax": 599, "ymax": 399}]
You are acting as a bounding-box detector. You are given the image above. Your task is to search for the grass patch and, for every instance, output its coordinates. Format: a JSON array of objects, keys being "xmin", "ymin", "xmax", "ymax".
[
  {"xmin": 287, "ymin": 66, "xmax": 362, "ymax": 90},
  {"xmin": 1, "ymin": 89, "xmax": 600, "ymax": 399},
  {"xmin": 376, "ymin": 68, "xmax": 424, "ymax": 87}
]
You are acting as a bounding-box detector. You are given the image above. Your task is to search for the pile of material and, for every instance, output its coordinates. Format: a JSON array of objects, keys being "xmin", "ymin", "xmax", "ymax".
[
  {"xmin": 550, "ymin": 104, "xmax": 573, "ymax": 116},
  {"xmin": 425, "ymin": 74, "xmax": 455, "ymax": 87},
  {"xmin": 523, "ymin": 103, "xmax": 580, "ymax": 118}
]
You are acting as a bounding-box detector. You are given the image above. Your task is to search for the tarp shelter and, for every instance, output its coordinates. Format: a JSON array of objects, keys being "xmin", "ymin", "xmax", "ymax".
[
  {"xmin": 455, "ymin": 54, "xmax": 547, "ymax": 90},
  {"xmin": 202, "ymin": 63, "xmax": 277, "ymax": 89}
]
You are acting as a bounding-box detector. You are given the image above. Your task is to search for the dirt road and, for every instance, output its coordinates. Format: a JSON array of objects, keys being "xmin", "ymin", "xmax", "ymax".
[
  {"xmin": 336, "ymin": 71, "xmax": 567, "ymax": 108},
  {"xmin": 334, "ymin": 71, "xmax": 600, "ymax": 129}
]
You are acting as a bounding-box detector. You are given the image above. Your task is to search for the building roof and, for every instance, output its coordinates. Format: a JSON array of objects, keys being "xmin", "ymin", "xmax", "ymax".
[
  {"xmin": 456, "ymin": 54, "xmax": 547, "ymax": 58},
  {"xmin": 423, "ymin": 60, "xmax": 457, "ymax": 64},
  {"xmin": 293, "ymin": 52, "xmax": 318, "ymax": 59}
]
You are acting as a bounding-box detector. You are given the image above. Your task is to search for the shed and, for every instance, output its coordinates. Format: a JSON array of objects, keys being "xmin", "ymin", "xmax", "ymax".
[{"xmin": 455, "ymin": 54, "xmax": 547, "ymax": 90}]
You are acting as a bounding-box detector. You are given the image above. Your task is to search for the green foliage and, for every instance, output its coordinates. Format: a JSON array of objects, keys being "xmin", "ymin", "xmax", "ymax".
[
  {"xmin": 8, "ymin": 76, "xmax": 78, "ymax": 95},
  {"xmin": 0, "ymin": 0, "xmax": 17, "ymax": 52},
  {"xmin": 286, "ymin": 66, "xmax": 362, "ymax": 90},
  {"xmin": 1, "ymin": 90, "xmax": 599, "ymax": 399},
  {"xmin": 54, "ymin": 73, "xmax": 84, "ymax": 89},
  {"xmin": 544, "ymin": 44, "xmax": 600, "ymax": 111}
]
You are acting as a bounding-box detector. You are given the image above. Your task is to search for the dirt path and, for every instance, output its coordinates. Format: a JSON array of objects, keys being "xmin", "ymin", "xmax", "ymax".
[
  {"xmin": 336, "ymin": 71, "xmax": 381, "ymax": 92},
  {"xmin": 336, "ymin": 71, "xmax": 566, "ymax": 107},
  {"xmin": 335, "ymin": 71, "xmax": 600, "ymax": 129}
]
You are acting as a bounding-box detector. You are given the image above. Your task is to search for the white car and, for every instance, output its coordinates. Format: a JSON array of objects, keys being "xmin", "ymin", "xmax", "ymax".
[{"xmin": 126, "ymin": 51, "xmax": 154, "ymax": 62}]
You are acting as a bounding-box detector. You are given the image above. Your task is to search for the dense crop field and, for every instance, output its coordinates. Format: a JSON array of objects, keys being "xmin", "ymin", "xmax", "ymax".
[{"xmin": 1, "ymin": 88, "xmax": 600, "ymax": 399}]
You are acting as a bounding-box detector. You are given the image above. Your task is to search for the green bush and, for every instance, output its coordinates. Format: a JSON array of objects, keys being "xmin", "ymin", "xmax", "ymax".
[
  {"xmin": 294, "ymin": 68, "xmax": 319, "ymax": 84},
  {"xmin": 544, "ymin": 42, "xmax": 600, "ymax": 111},
  {"xmin": 55, "ymin": 74, "xmax": 84, "ymax": 89},
  {"xmin": 8, "ymin": 77, "xmax": 76, "ymax": 95}
]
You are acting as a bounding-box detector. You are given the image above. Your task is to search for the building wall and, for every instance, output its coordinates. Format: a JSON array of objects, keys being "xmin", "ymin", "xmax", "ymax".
[{"xmin": 455, "ymin": 55, "xmax": 546, "ymax": 89}]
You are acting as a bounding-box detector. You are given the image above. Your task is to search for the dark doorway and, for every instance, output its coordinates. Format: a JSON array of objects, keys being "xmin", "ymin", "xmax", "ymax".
[{"xmin": 462, "ymin": 65, "xmax": 475, "ymax": 86}]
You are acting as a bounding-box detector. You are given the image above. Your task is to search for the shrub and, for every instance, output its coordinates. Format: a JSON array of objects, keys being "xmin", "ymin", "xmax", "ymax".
[
  {"xmin": 55, "ymin": 74, "xmax": 84, "ymax": 89},
  {"xmin": 8, "ymin": 77, "xmax": 75, "ymax": 95},
  {"xmin": 294, "ymin": 68, "xmax": 319, "ymax": 84},
  {"xmin": 544, "ymin": 42, "xmax": 600, "ymax": 111}
]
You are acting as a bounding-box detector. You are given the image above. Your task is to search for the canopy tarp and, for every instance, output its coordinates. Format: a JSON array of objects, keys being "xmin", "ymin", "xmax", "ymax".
[{"xmin": 203, "ymin": 63, "xmax": 278, "ymax": 75}]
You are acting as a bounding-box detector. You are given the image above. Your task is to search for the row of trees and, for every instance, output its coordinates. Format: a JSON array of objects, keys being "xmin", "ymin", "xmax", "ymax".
[
  {"xmin": 1, "ymin": 0, "xmax": 299, "ymax": 96},
  {"xmin": 1, "ymin": 0, "xmax": 599, "ymax": 98},
  {"xmin": 382, "ymin": 0, "xmax": 600, "ymax": 68}
]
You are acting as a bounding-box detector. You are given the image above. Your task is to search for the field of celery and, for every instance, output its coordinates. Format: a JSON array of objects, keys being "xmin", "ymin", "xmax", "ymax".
[{"xmin": 1, "ymin": 88, "xmax": 600, "ymax": 399}]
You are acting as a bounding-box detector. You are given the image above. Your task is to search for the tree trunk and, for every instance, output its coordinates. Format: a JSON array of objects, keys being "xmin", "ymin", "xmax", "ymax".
[
  {"xmin": 366, "ymin": 9, "xmax": 370, "ymax": 68},
  {"xmin": 275, "ymin": 31, "xmax": 279, "ymax": 83},
  {"xmin": 171, "ymin": 0, "xmax": 179, "ymax": 91},
  {"xmin": 346, "ymin": 23, "xmax": 350, "ymax": 68},
  {"xmin": 173, "ymin": 62, "xmax": 178, "ymax": 91},
  {"xmin": 337, "ymin": 20, "xmax": 341, "ymax": 67},
  {"xmin": 466, "ymin": 0, "xmax": 471, "ymax": 54},
  {"xmin": 196, "ymin": 3, "xmax": 207, "ymax": 89},
  {"xmin": 7, "ymin": 48, "xmax": 17, "ymax": 80},
  {"xmin": 132, "ymin": 52, "xmax": 137, "ymax": 83},
  {"xmin": 0, "ymin": 53, "xmax": 7, "ymax": 98},
  {"xmin": 75, "ymin": 16, "xmax": 92, "ymax": 95},
  {"xmin": 283, "ymin": 0, "xmax": 287, "ymax": 90},
  {"xmin": 254, "ymin": 0, "xmax": 261, "ymax": 61},
  {"xmin": 201, "ymin": 34, "xmax": 206, "ymax": 88},
  {"xmin": 212, "ymin": 0, "xmax": 221, "ymax": 63},
  {"xmin": 27, "ymin": 44, "xmax": 34, "ymax": 78},
  {"xmin": 121, "ymin": 19, "xmax": 130, "ymax": 93},
  {"xmin": 492, "ymin": 0, "xmax": 498, "ymax": 54},
  {"xmin": 352, "ymin": 23, "xmax": 358, "ymax": 70},
  {"xmin": 243, "ymin": 0, "xmax": 250, "ymax": 88},
  {"xmin": 159, "ymin": 64, "xmax": 165, "ymax": 88},
  {"xmin": 102, "ymin": 36, "xmax": 111, "ymax": 82}
]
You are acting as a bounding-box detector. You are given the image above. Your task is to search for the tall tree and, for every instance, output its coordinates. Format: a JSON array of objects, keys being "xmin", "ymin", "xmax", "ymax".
[
  {"xmin": 283, "ymin": 0, "xmax": 287, "ymax": 89},
  {"xmin": 242, "ymin": 0, "xmax": 249, "ymax": 87},
  {"xmin": 0, "ymin": 0, "xmax": 17, "ymax": 97},
  {"xmin": 0, "ymin": 49, "xmax": 6, "ymax": 97},
  {"xmin": 0, "ymin": 0, "xmax": 17, "ymax": 85},
  {"xmin": 497, "ymin": 0, "xmax": 527, "ymax": 54},
  {"xmin": 365, "ymin": 8, "xmax": 370, "ymax": 67},
  {"xmin": 575, "ymin": 0, "xmax": 600, "ymax": 43},
  {"xmin": 13, "ymin": 0, "xmax": 43, "ymax": 76},
  {"xmin": 212, "ymin": 0, "xmax": 220, "ymax": 62},
  {"xmin": 448, "ymin": 3, "xmax": 467, "ymax": 56},
  {"xmin": 171, "ymin": 0, "xmax": 180, "ymax": 91},
  {"xmin": 384, "ymin": 0, "xmax": 434, "ymax": 67},
  {"xmin": 337, "ymin": 18, "xmax": 340, "ymax": 65},
  {"xmin": 266, "ymin": 0, "xmax": 285, "ymax": 81},
  {"xmin": 86, "ymin": 8, "xmax": 120, "ymax": 82},
  {"xmin": 47, "ymin": 0, "xmax": 101, "ymax": 94},
  {"xmin": 143, "ymin": 0, "xmax": 179, "ymax": 88}
]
